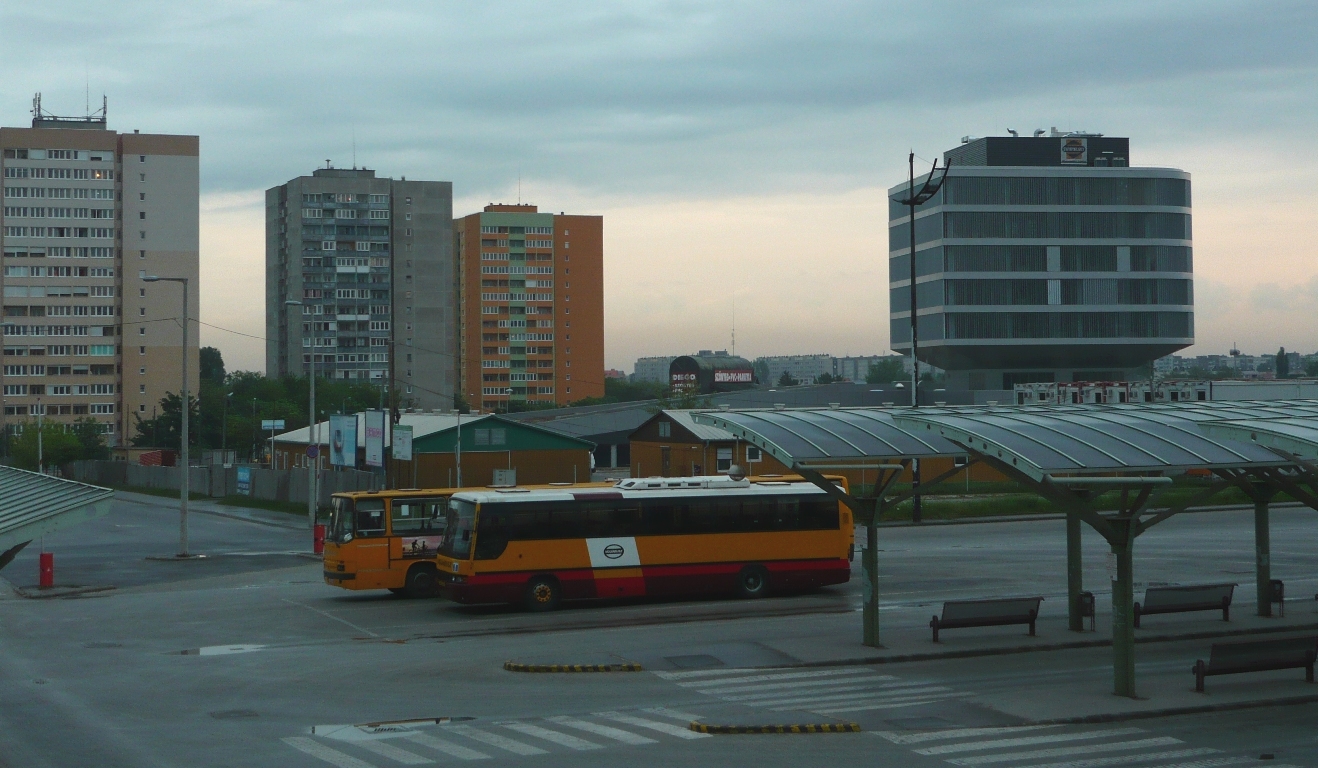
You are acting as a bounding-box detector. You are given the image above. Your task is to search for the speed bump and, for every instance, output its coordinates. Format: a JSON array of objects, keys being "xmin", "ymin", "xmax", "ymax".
[
  {"xmin": 502, "ymin": 661, "xmax": 643, "ymax": 673},
  {"xmin": 689, "ymin": 721, "xmax": 861, "ymax": 734}
]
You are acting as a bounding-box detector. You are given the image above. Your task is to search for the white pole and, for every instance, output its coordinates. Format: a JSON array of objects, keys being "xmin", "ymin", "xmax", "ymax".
[
  {"xmin": 309, "ymin": 359, "xmax": 317, "ymax": 531},
  {"xmin": 37, "ymin": 398, "xmax": 43, "ymax": 474},
  {"xmin": 455, "ymin": 401, "xmax": 462, "ymax": 488}
]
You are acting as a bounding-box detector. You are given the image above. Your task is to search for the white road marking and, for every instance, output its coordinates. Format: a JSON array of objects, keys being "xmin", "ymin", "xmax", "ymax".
[
  {"xmin": 500, "ymin": 722, "xmax": 602, "ymax": 751},
  {"xmin": 594, "ymin": 711, "xmax": 711, "ymax": 740},
  {"xmin": 545, "ymin": 716, "xmax": 657, "ymax": 745},
  {"xmin": 915, "ymin": 727, "xmax": 1146, "ymax": 756},
  {"xmin": 283, "ymin": 737, "xmax": 379, "ymax": 768},
  {"xmin": 354, "ymin": 740, "xmax": 434, "ymax": 764},
  {"xmin": 653, "ymin": 668, "xmax": 762, "ymax": 680},
  {"xmin": 812, "ymin": 691, "xmax": 975, "ymax": 713},
  {"xmin": 687, "ymin": 673, "xmax": 886, "ymax": 695},
  {"xmin": 281, "ymin": 598, "xmax": 381, "ymax": 638},
  {"xmin": 873, "ymin": 726, "xmax": 1059, "ymax": 745},
  {"xmin": 446, "ymin": 725, "xmax": 548, "ymax": 755},
  {"xmin": 990, "ymin": 747, "xmax": 1225, "ymax": 768},
  {"xmin": 719, "ymin": 679, "xmax": 936, "ymax": 703},
  {"xmin": 947, "ymin": 736, "xmax": 1189, "ymax": 766},
  {"xmin": 198, "ymin": 644, "xmax": 266, "ymax": 656},
  {"xmin": 401, "ymin": 733, "xmax": 490, "ymax": 760},
  {"xmin": 678, "ymin": 668, "xmax": 883, "ymax": 689},
  {"xmin": 761, "ymin": 686, "xmax": 956, "ymax": 708},
  {"xmin": 640, "ymin": 707, "xmax": 703, "ymax": 721}
]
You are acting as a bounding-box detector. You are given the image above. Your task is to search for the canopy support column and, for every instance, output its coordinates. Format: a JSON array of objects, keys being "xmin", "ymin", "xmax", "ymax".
[
  {"xmin": 1254, "ymin": 492, "xmax": 1273, "ymax": 618},
  {"xmin": 1110, "ymin": 518, "xmax": 1136, "ymax": 698},
  {"xmin": 1067, "ymin": 511, "xmax": 1085, "ymax": 632},
  {"xmin": 862, "ymin": 513, "xmax": 880, "ymax": 647}
]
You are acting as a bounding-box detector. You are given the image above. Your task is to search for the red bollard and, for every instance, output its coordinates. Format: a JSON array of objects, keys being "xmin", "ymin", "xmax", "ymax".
[
  {"xmin": 39, "ymin": 552, "xmax": 54, "ymax": 588},
  {"xmin": 313, "ymin": 524, "xmax": 326, "ymax": 555}
]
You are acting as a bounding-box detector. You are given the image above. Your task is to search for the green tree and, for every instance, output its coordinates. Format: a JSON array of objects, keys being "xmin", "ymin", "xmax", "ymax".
[
  {"xmin": 865, "ymin": 358, "xmax": 905, "ymax": 384},
  {"xmin": 200, "ymin": 346, "xmax": 226, "ymax": 385},
  {"xmin": 814, "ymin": 372, "xmax": 835, "ymax": 385},
  {"xmin": 1306, "ymin": 359, "xmax": 1318, "ymax": 377},
  {"xmin": 752, "ymin": 359, "xmax": 770, "ymax": 385},
  {"xmin": 1276, "ymin": 347, "xmax": 1289, "ymax": 378},
  {"xmin": 9, "ymin": 421, "xmax": 86, "ymax": 470},
  {"xmin": 69, "ymin": 417, "xmax": 111, "ymax": 461},
  {"xmin": 569, "ymin": 377, "xmax": 668, "ymax": 407},
  {"xmin": 777, "ymin": 370, "xmax": 798, "ymax": 387},
  {"xmin": 131, "ymin": 392, "xmax": 201, "ymax": 450}
]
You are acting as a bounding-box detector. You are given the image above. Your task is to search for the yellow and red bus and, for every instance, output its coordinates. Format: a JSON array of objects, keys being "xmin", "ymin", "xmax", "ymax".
[
  {"xmin": 434, "ymin": 475, "xmax": 853, "ymax": 610},
  {"xmin": 324, "ymin": 484, "xmax": 611, "ymax": 597}
]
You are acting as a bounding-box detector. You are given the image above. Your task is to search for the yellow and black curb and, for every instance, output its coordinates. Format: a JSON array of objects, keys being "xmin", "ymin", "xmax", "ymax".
[
  {"xmin": 688, "ymin": 722, "xmax": 862, "ymax": 735},
  {"xmin": 503, "ymin": 661, "xmax": 644, "ymax": 673}
]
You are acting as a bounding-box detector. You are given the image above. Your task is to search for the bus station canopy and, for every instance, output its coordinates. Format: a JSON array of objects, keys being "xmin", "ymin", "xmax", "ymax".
[
  {"xmin": 1199, "ymin": 417, "xmax": 1318, "ymax": 461},
  {"xmin": 694, "ymin": 401, "xmax": 1318, "ymax": 481},
  {"xmin": 692, "ymin": 407, "xmax": 963, "ymax": 468},
  {"xmin": 0, "ymin": 465, "xmax": 114, "ymax": 559}
]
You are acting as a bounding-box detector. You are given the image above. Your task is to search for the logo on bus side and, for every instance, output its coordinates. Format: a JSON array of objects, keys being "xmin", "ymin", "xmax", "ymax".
[
  {"xmin": 586, "ymin": 537, "xmax": 641, "ymax": 568},
  {"xmin": 603, "ymin": 544, "xmax": 625, "ymax": 559}
]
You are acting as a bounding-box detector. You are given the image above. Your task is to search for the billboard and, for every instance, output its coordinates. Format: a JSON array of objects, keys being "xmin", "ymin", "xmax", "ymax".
[
  {"xmin": 329, "ymin": 414, "xmax": 357, "ymax": 468},
  {"xmin": 713, "ymin": 369, "xmax": 754, "ymax": 384},
  {"xmin": 393, "ymin": 424, "xmax": 413, "ymax": 462},
  {"xmin": 1060, "ymin": 137, "xmax": 1088, "ymax": 165},
  {"xmin": 364, "ymin": 410, "xmax": 385, "ymax": 468}
]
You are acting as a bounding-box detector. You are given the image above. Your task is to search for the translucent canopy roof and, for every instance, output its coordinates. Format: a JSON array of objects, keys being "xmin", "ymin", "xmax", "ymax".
[
  {"xmin": 694, "ymin": 401, "xmax": 1315, "ymax": 481},
  {"xmin": 1199, "ymin": 417, "xmax": 1318, "ymax": 461},
  {"xmin": 692, "ymin": 408, "xmax": 963, "ymax": 467},
  {"xmin": 0, "ymin": 466, "xmax": 115, "ymax": 553}
]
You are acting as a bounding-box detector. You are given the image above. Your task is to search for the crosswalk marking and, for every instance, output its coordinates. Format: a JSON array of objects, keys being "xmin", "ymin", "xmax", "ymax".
[
  {"xmin": 719, "ymin": 679, "xmax": 934, "ymax": 703},
  {"xmin": 653, "ymin": 667, "xmax": 772, "ymax": 680},
  {"xmin": 813, "ymin": 692, "xmax": 976, "ymax": 714},
  {"xmin": 401, "ymin": 733, "xmax": 490, "ymax": 761},
  {"xmin": 283, "ymin": 737, "xmax": 379, "ymax": 768},
  {"xmin": 946, "ymin": 736, "xmax": 1189, "ymax": 766},
  {"xmin": 677, "ymin": 668, "xmax": 885, "ymax": 689},
  {"xmin": 500, "ymin": 722, "xmax": 602, "ymax": 751},
  {"xmin": 446, "ymin": 725, "xmax": 548, "ymax": 755},
  {"xmin": 873, "ymin": 726, "xmax": 1059, "ymax": 745},
  {"xmin": 758, "ymin": 685, "xmax": 955, "ymax": 708},
  {"xmin": 353, "ymin": 740, "xmax": 434, "ymax": 765},
  {"xmin": 687, "ymin": 673, "xmax": 885, "ymax": 695},
  {"xmin": 640, "ymin": 707, "xmax": 703, "ymax": 721},
  {"xmin": 1001, "ymin": 748, "xmax": 1228, "ymax": 768},
  {"xmin": 915, "ymin": 727, "xmax": 1146, "ymax": 756},
  {"xmin": 545, "ymin": 716, "xmax": 657, "ymax": 745},
  {"xmin": 595, "ymin": 711, "xmax": 712, "ymax": 740}
]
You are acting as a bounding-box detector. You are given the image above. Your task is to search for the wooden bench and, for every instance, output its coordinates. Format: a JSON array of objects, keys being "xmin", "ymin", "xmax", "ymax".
[
  {"xmin": 1193, "ymin": 636, "xmax": 1318, "ymax": 692},
  {"xmin": 930, "ymin": 597, "xmax": 1043, "ymax": 642},
  {"xmin": 1134, "ymin": 583, "xmax": 1236, "ymax": 628}
]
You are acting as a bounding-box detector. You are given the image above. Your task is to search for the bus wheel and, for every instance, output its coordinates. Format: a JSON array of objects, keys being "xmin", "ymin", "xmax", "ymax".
[
  {"xmin": 524, "ymin": 576, "xmax": 561, "ymax": 612},
  {"xmin": 735, "ymin": 565, "xmax": 769, "ymax": 599},
  {"xmin": 403, "ymin": 565, "xmax": 438, "ymax": 599}
]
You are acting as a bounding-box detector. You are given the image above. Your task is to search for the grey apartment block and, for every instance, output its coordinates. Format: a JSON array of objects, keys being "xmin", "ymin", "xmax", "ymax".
[
  {"xmin": 266, "ymin": 168, "xmax": 454, "ymax": 409},
  {"xmin": 758, "ymin": 354, "xmax": 833, "ymax": 385},
  {"xmin": 632, "ymin": 355, "xmax": 677, "ymax": 383},
  {"xmin": 889, "ymin": 132, "xmax": 1193, "ymax": 390}
]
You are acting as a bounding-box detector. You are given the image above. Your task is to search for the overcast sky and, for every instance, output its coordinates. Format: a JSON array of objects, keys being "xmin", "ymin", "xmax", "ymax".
[{"xmin": 3, "ymin": 1, "xmax": 1315, "ymax": 373}]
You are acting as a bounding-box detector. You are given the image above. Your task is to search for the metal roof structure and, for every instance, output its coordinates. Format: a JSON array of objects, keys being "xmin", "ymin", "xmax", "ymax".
[
  {"xmin": 692, "ymin": 407, "xmax": 963, "ymax": 467},
  {"xmin": 1199, "ymin": 418, "xmax": 1318, "ymax": 461},
  {"xmin": 0, "ymin": 465, "xmax": 115, "ymax": 555}
]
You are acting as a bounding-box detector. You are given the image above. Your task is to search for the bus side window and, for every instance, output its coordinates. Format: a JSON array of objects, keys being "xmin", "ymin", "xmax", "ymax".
[
  {"xmin": 474, "ymin": 511, "xmax": 510, "ymax": 560},
  {"xmin": 355, "ymin": 501, "xmax": 386, "ymax": 537},
  {"xmin": 392, "ymin": 498, "xmax": 443, "ymax": 534}
]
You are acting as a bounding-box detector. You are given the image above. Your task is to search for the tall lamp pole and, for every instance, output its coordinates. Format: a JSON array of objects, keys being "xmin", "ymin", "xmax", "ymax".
[
  {"xmin": 895, "ymin": 153, "xmax": 950, "ymax": 524},
  {"xmin": 285, "ymin": 300, "xmax": 317, "ymax": 531},
  {"xmin": 143, "ymin": 275, "xmax": 191, "ymax": 556}
]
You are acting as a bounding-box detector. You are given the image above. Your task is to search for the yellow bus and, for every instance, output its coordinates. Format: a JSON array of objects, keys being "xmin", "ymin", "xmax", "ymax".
[
  {"xmin": 324, "ymin": 484, "xmax": 611, "ymax": 597},
  {"xmin": 434, "ymin": 475, "xmax": 853, "ymax": 610}
]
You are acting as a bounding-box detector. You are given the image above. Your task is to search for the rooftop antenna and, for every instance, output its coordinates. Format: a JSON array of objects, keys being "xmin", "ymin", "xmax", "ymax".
[
  {"xmin": 731, "ymin": 298, "xmax": 737, "ymax": 357},
  {"xmin": 352, "ymin": 127, "xmax": 357, "ymax": 170},
  {"xmin": 85, "ymin": 65, "xmax": 90, "ymax": 114},
  {"xmin": 517, "ymin": 170, "xmax": 522, "ymax": 205}
]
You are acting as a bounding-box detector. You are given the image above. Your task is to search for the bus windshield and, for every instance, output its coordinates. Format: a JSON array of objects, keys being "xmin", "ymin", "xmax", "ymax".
[
  {"xmin": 439, "ymin": 499, "xmax": 476, "ymax": 559},
  {"xmin": 328, "ymin": 497, "xmax": 386, "ymax": 542}
]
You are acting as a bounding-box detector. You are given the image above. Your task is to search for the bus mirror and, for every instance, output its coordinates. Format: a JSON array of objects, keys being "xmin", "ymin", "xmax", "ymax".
[{"xmin": 342, "ymin": 533, "xmax": 353, "ymax": 543}]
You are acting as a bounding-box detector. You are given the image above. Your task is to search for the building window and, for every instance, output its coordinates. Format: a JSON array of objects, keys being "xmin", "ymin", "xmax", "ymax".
[
  {"xmin": 138, "ymin": 327, "xmax": 145, "ymax": 335},
  {"xmin": 716, "ymin": 448, "xmax": 733, "ymax": 473},
  {"xmin": 139, "ymin": 307, "xmax": 146, "ymax": 315},
  {"xmin": 745, "ymin": 446, "xmax": 762, "ymax": 463},
  {"xmin": 139, "ymin": 384, "xmax": 146, "ymax": 393},
  {"xmin": 139, "ymin": 346, "xmax": 145, "ymax": 355},
  {"xmin": 658, "ymin": 421, "xmax": 671, "ymax": 438}
]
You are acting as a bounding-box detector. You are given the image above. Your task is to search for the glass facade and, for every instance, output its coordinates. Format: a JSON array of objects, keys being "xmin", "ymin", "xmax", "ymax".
[{"xmin": 943, "ymin": 176, "xmax": 1189, "ymax": 207}]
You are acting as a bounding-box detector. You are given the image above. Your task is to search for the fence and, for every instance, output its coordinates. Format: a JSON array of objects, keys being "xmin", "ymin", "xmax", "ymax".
[{"xmin": 67, "ymin": 461, "xmax": 381, "ymax": 509}]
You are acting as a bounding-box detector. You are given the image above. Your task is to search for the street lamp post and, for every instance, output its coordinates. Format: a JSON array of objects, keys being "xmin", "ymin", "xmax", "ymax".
[
  {"xmin": 221, "ymin": 391, "xmax": 233, "ymax": 460},
  {"xmin": 895, "ymin": 153, "xmax": 950, "ymax": 524},
  {"xmin": 285, "ymin": 300, "xmax": 317, "ymax": 531},
  {"xmin": 142, "ymin": 274, "xmax": 191, "ymax": 557}
]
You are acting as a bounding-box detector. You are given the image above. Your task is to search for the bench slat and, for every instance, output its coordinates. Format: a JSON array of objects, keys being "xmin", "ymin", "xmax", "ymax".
[
  {"xmin": 1141, "ymin": 584, "xmax": 1235, "ymax": 611},
  {"xmin": 1193, "ymin": 635, "xmax": 1318, "ymax": 692},
  {"xmin": 931, "ymin": 597, "xmax": 1043, "ymax": 642}
]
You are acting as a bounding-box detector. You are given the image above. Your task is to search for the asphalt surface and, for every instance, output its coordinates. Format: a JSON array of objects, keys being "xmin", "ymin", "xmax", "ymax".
[{"xmin": 0, "ymin": 492, "xmax": 1315, "ymax": 767}]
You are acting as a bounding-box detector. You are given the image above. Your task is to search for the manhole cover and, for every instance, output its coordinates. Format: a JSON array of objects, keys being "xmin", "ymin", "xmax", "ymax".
[
  {"xmin": 665, "ymin": 654, "xmax": 724, "ymax": 669},
  {"xmin": 209, "ymin": 710, "xmax": 259, "ymax": 720}
]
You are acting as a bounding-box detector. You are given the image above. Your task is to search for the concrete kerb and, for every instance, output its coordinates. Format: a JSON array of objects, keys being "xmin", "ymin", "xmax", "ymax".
[
  {"xmin": 1030, "ymin": 693, "xmax": 1318, "ymax": 725},
  {"xmin": 12, "ymin": 584, "xmax": 117, "ymax": 599},
  {"xmin": 689, "ymin": 722, "xmax": 861, "ymax": 734},
  {"xmin": 763, "ymin": 621, "xmax": 1318, "ymax": 670},
  {"xmin": 503, "ymin": 661, "xmax": 643, "ymax": 673}
]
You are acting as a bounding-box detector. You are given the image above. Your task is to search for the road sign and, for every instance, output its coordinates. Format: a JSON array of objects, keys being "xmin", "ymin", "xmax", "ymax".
[
  {"xmin": 261, "ymin": 419, "xmax": 286, "ymax": 431},
  {"xmin": 393, "ymin": 425, "xmax": 413, "ymax": 461},
  {"xmin": 307, "ymin": 444, "xmax": 319, "ymax": 459}
]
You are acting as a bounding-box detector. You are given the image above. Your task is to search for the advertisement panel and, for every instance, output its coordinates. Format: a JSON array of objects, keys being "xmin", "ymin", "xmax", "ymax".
[
  {"xmin": 329, "ymin": 414, "xmax": 357, "ymax": 468},
  {"xmin": 1060, "ymin": 137, "xmax": 1088, "ymax": 165},
  {"xmin": 235, "ymin": 466, "xmax": 251, "ymax": 496},
  {"xmin": 364, "ymin": 410, "xmax": 385, "ymax": 468},
  {"xmin": 392, "ymin": 424, "xmax": 413, "ymax": 462},
  {"xmin": 713, "ymin": 369, "xmax": 754, "ymax": 384}
]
